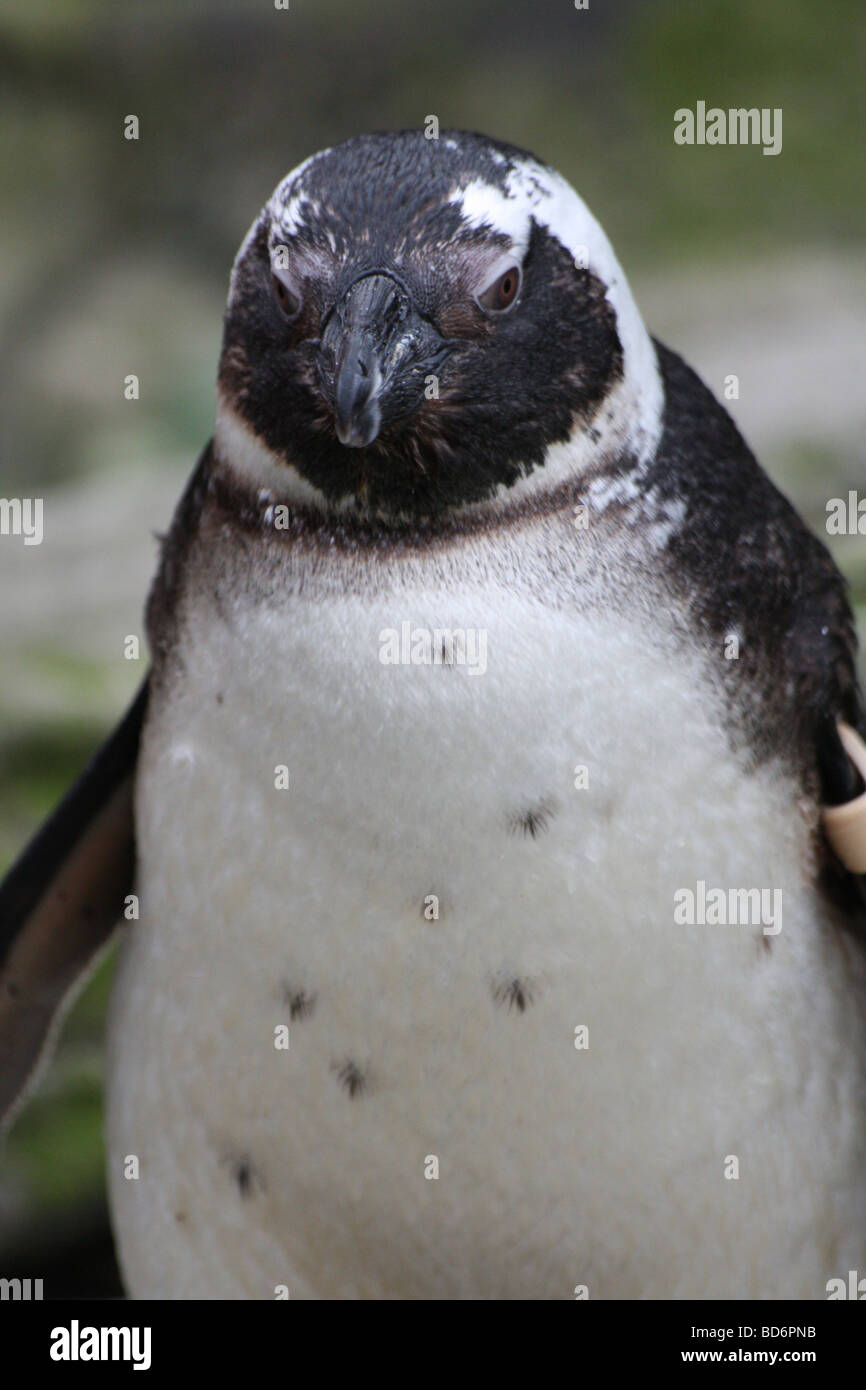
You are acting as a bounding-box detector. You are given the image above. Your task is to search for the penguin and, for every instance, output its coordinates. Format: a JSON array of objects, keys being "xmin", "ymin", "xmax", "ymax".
[{"xmin": 1, "ymin": 129, "xmax": 866, "ymax": 1300}]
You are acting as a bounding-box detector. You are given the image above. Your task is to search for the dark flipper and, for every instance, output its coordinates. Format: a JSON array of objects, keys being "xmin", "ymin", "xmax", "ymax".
[
  {"xmin": 0, "ymin": 679, "xmax": 149, "ymax": 1125},
  {"xmin": 648, "ymin": 343, "xmax": 866, "ymax": 929}
]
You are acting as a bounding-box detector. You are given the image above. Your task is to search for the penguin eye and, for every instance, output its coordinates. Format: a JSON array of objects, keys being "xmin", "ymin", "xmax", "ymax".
[
  {"xmin": 476, "ymin": 264, "xmax": 522, "ymax": 314},
  {"xmin": 271, "ymin": 271, "xmax": 302, "ymax": 319}
]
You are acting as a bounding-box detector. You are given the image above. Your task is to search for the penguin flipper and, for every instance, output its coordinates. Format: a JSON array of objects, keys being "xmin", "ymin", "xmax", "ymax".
[{"xmin": 0, "ymin": 679, "xmax": 149, "ymax": 1126}]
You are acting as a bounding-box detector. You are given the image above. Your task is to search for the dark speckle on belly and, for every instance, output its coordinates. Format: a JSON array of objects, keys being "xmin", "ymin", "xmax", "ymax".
[
  {"xmin": 491, "ymin": 977, "xmax": 536, "ymax": 1012},
  {"xmin": 333, "ymin": 1059, "xmax": 368, "ymax": 1098},
  {"xmin": 221, "ymin": 1151, "xmax": 263, "ymax": 1198},
  {"xmin": 281, "ymin": 984, "xmax": 317, "ymax": 1020},
  {"xmin": 509, "ymin": 799, "xmax": 556, "ymax": 839}
]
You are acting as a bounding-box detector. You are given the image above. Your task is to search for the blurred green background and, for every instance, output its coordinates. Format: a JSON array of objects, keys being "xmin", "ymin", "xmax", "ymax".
[{"xmin": 0, "ymin": 0, "xmax": 864, "ymax": 1297}]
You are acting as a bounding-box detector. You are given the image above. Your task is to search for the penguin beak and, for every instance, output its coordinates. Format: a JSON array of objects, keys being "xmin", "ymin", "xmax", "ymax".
[{"xmin": 318, "ymin": 272, "xmax": 451, "ymax": 449}]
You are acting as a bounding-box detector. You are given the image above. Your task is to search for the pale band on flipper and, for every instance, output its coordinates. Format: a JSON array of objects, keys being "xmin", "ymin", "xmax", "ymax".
[{"xmin": 824, "ymin": 723, "xmax": 866, "ymax": 873}]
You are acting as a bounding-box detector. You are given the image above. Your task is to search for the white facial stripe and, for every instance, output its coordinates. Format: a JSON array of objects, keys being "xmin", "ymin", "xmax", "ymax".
[
  {"xmin": 215, "ymin": 393, "xmax": 371, "ymax": 517},
  {"xmin": 460, "ymin": 367, "xmax": 656, "ymax": 522},
  {"xmin": 450, "ymin": 178, "xmax": 533, "ymax": 258},
  {"xmin": 449, "ymin": 158, "xmax": 663, "ymax": 472},
  {"xmin": 228, "ymin": 147, "xmax": 334, "ymax": 299},
  {"xmin": 270, "ymin": 147, "xmax": 333, "ymax": 239},
  {"xmin": 514, "ymin": 158, "xmax": 664, "ymax": 468},
  {"xmin": 215, "ymin": 394, "xmax": 328, "ymax": 511},
  {"xmin": 277, "ymin": 195, "xmax": 322, "ymax": 240}
]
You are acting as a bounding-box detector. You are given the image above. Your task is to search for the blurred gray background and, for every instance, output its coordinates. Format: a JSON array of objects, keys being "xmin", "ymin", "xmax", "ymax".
[{"xmin": 0, "ymin": 0, "xmax": 863, "ymax": 1296}]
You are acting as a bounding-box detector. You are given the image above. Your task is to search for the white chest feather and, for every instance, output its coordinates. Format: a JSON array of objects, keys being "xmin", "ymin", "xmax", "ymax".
[{"xmin": 106, "ymin": 574, "xmax": 866, "ymax": 1299}]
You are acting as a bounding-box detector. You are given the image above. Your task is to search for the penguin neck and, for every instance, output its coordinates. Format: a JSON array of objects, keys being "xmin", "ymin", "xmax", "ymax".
[{"xmin": 212, "ymin": 345, "xmax": 664, "ymax": 533}]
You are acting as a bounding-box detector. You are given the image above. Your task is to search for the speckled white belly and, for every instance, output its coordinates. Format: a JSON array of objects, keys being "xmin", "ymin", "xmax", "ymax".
[{"xmin": 106, "ymin": 582, "xmax": 866, "ymax": 1299}]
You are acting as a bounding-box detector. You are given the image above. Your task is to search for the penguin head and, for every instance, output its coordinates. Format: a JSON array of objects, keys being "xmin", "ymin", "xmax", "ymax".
[{"xmin": 216, "ymin": 129, "xmax": 662, "ymax": 520}]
